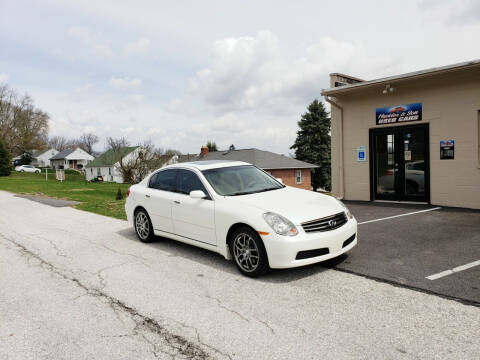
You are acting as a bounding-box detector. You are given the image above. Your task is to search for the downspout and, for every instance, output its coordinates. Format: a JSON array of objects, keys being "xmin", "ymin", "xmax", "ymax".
[{"xmin": 325, "ymin": 96, "xmax": 345, "ymax": 200}]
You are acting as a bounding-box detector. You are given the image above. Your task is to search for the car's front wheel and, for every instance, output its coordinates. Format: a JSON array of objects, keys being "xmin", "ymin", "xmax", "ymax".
[
  {"xmin": 35, "ymin": 170, "xmax": 40, "ymax": 173},
  {"xmin": 230, "ymin": 226, "xmax": 269, "ymax": 277},
  {"xmin": 134, "ymin": 209, "xmax": 155, "ymax": 243}
]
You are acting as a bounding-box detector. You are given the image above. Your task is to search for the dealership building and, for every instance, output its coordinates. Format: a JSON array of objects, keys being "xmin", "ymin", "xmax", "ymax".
[{"xmin": 321, "ymin": 60, "xmax": 480, "ymax": 209}]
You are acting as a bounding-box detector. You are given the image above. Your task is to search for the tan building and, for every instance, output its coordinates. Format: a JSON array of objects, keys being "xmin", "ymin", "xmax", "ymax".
[{"xmin": 322, "ymin": 60, "xmax": 480, "ymax": 209}]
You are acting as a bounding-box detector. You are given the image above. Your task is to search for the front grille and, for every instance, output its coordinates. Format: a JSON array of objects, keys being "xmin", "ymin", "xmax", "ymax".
[
  {"xmin": 295, "ymin": 247, "xmax": 329, "ymax": 260},
  {"xmin": 301, "ymin": 212, "xmax": 348, "ymax": 233}
]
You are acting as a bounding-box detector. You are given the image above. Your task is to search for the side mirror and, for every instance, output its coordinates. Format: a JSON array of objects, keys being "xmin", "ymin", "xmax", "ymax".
[
  {"xmin": 190, "ymin": 190, "xmax": 206, "ymax": 199},
  {"xmin": 276, "ymin": 178, "xmax": 283, "ymax": 184}
]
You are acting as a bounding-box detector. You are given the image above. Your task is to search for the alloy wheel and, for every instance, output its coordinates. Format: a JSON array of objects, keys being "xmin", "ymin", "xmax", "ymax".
[
  {"xmin": 233, "ymin": 233, "xmax": 260, "ymax": 272},
  {"xmin": 135, "ymin": 212, "xmax": 150, "ymax": 240}
]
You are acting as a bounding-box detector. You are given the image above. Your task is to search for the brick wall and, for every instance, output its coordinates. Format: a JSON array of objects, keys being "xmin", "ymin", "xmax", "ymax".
[{"xmin": 267, "ymin": 168, "xmax": 312, "ymax": 190}]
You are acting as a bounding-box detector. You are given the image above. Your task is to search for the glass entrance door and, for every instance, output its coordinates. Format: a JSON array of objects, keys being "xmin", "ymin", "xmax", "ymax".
[{"xmin": 371, "ymin": 124, "xmax": 429, "ymax": 202}]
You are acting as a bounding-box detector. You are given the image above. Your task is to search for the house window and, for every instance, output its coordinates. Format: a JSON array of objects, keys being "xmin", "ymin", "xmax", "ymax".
[
  {"xmin": 295, "ymin": 170, "xmax": 303, "ymax": 184},
  {"xmin": 97, "ymin": 168, "xmax": 101, "ymax": 176},
  {"xmin": 109, "ymin": 167, "xmax": 111, "ymax": 175},
  {"xmin": 90, "ymin": 168, "xmax": 93, "ymax": 175}
]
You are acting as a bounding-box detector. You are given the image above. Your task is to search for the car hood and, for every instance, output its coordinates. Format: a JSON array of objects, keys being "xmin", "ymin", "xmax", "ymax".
[{"xmin": 227, "ymin": 186, "xmax": 344, "ymax": 224}]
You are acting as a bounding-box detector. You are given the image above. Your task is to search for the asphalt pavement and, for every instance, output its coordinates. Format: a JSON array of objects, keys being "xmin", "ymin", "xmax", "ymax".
[
  {"xmin": 0, "ymin": 191, "xmax": 479, "ymax": 359},
  {"xmin": 341, "ymin": 201, "xmax": 480, "ymax": 304}
]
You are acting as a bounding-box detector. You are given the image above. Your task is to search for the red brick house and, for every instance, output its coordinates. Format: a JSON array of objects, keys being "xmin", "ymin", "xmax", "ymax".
[{"xmin": 198, "ymin": 147, "xmax": 318, "ymax": 190}]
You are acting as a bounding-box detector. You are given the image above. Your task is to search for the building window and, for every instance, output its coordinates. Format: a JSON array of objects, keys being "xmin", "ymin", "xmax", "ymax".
[
  {"xmin": 97, "ymin": 168, "xmax": 101, "ymax": 176},
  {"xmin": 296, "ymin": 170, "xmax": 303, "ymax": 184},
  {"xmin": 109, "ymin": 167, "xmax": 111, "ymax": 175},
  {"xmin": 90, "ymin": 168, "xmax": 93, "ymax": 175}
]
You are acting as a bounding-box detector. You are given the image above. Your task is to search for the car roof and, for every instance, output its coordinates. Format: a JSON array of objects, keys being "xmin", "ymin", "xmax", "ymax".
[{"xmin": 166, "ymin": 160, "xmax": 251, "ymax": 171}]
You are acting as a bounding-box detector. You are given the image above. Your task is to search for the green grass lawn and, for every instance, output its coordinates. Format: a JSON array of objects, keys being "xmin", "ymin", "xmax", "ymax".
[{"xmin": 0, "ymin": 171, "xmax": 130, "ymax": 220}]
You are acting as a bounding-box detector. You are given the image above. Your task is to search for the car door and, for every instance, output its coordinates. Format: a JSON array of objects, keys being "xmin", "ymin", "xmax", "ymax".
[
  {"xmin": 142, "ymin": 169, "xmax": 178, "ymax": 234},
  {"xmin": 171, "ymin": 169, "xmax": 216, "ymax": 246}
]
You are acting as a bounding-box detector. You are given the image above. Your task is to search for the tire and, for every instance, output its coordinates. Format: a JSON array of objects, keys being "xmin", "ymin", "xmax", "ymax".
[
  {"xmin": 230, "ymin": 226, "xmax": 269, "ymax": 277},
  {"xmin": 35, "ymin": 170, "xmax": 40, "ymax": 174},
  {"xmin": 20, "ymin": 170, "xmax": 24, "ymax": 172},
  {"xmin": 134, "ymin": 209, "xmax": 155, "ymax": 243}
]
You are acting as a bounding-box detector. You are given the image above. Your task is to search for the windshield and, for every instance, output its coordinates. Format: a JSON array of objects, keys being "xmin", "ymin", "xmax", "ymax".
[{"xmin": 202, "ymin": 165, "xmax": 284, "ymax": 196}]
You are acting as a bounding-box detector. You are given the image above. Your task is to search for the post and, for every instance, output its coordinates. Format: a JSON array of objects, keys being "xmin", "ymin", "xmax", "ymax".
[{"xmin": 45, "ymin": 168, "xmax": 47, "ymax": 181}]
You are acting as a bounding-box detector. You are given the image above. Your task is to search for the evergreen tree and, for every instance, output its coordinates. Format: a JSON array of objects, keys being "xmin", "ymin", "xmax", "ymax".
[
  {"xmin": 19, "ymin": 152, "xmax": 33, "ymax": 165},
  {"xmin": 290, "ymin": 99, "xmax": 331, "ymax": 191},
  {"xmin": 0, "ymin": 139, "xmax": 12, "ymax": 176},
  {"xmin": 206, "ymin": 141, "xmax": 218, "ymax": 152},
  {"xmin": 116, "ymin": 187, "xmax": 123, "ymax": 200}
]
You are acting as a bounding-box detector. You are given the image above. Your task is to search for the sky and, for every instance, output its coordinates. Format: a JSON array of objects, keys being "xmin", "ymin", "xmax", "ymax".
[{"xmin": 1, "ymin": 0, "xmax": 479, "ymax": 155}]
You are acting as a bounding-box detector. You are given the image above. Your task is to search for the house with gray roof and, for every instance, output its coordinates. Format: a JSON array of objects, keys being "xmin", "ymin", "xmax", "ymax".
[
  {"xmin": 198, "ymin": 147, "xmax": 318, "ymax": 190},
  {"xmin": 50, "ymin": 148, "xmax": 94, "ymax": 170}
]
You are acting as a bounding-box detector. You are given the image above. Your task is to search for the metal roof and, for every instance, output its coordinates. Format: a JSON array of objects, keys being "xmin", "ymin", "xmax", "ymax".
[
  {"xmin": 321, "ymin": 59, "xmax": 480, "ymax": 96},
  {"xmin": 198, "ymin": 148, "xmax": 319, "ymax": 169},
  {"xmin": 85, "ymin": 146, "xmax": 138, "ymax": 167}
]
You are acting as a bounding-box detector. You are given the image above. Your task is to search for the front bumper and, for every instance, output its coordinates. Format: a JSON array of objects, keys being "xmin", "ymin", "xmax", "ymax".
[{"xmin": 262, "ymin": 217, "xmax": 357, "ymax": 269}]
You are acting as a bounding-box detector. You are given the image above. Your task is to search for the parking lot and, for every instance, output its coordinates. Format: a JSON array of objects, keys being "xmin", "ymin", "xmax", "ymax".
[{"xmin": 329, "ymin": 201, "xmax": 480, "ymax": 304}]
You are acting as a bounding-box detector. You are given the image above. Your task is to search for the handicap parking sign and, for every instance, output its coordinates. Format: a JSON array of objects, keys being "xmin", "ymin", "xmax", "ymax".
[{"xmin": 357, "ymin": 146, "xmax": 366, "ymax": 162}]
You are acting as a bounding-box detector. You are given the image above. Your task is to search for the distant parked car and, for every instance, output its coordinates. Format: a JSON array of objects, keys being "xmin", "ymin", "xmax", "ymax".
[
  {"xmin": 15, "ymin": 165, "xmax": 41, "ymax": 173},
  {"xmin": 125, "ymin": 161, "xmax": 357, "ymax": 277}
]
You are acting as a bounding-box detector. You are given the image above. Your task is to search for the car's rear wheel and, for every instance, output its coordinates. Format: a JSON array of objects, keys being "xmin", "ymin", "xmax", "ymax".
[
  {"xmin": 35, "ymin": 170, "xmax": 40, "ymax": 173},
  {"xmin": 134, "ymin": 209, "xmax": 155, "ymax": 243},
  {"xmin": 230, "ymin": 226, "xmax": 269, "ymax": 277}
]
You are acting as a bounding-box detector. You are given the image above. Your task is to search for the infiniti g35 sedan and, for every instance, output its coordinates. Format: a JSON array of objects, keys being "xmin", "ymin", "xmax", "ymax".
[{"xmin": 125, "ymin": 161, "xmax": 357, "ymax": 277}]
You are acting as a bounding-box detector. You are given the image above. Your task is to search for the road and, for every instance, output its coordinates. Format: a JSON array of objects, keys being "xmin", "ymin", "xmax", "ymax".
[{"xmin": 0, "ymin": 191, "xmax": 478, "ymax": 359}]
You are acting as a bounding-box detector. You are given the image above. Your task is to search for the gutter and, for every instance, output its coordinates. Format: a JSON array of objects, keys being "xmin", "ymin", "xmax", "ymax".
[{"xmin": 324, "ymin": 96, "xmax": 344, "ymax": 199}]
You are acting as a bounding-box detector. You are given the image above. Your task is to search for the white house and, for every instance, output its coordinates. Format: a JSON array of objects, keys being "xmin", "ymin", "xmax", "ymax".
[
  {"xmin": 50, "ymin": 148, "xmax": 95, "ymax": 170},
  {"xmin": 32, "ymin": 148, "xmax": 59, "ymax": 167},
  {"xmin": 85, "ymin": 146, "xmax": 140, "ymax": 183}
]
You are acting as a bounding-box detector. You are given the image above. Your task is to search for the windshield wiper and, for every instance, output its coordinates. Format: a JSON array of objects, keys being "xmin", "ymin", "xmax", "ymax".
[
  {"xmin": 228, "ymin": 191, "xmax": 254, "ymax": 196},
  {"xmin": 253, "ymin": 187, "xmax": 281, "ymax": 194},
  {"xmin": 227, "ymin": 187, "xmax": 281, "ymax": 196}
]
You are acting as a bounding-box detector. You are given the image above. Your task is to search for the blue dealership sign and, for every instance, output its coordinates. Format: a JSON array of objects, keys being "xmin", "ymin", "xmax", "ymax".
[{"xmin": 376, "ymin": 102, "xmax": 422, "ymax": 125}]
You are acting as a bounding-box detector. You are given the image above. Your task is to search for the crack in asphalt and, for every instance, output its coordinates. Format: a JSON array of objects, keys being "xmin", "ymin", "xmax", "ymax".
[
  {"xmin": 0, "ymin": 234, "xmax": 219, "ymax": 360},
  {"xmin": 204, "ymin": 295, "xmax": 275, "ymax": 336}
]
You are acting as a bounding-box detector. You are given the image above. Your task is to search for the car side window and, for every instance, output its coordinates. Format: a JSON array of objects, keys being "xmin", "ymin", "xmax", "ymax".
[
  {"xmin": 153, "ymin": 169, "xmax": 178, "ymax": 192},
  {"xmin": 177, "ymin": 169, "xmax": 208, "ymax": 196},
  {"xmin": 148, "ymin": 172, "xmax": 158, "ymax": 188}
]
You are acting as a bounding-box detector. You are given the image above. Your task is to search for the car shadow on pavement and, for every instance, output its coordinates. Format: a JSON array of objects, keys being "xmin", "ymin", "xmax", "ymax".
[{"xmin": 116, "ymin": 228, "xmax": 348, "ymax": 283}]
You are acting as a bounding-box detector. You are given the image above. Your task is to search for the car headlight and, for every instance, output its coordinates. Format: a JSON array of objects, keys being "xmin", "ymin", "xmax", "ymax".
[
  {"xmin": 263, "ymin": 212, "xmax": 298, "ymax": 236},
  {"xmin": 337, "ymin": 200, "xmax": 353, "ymax": 219}
]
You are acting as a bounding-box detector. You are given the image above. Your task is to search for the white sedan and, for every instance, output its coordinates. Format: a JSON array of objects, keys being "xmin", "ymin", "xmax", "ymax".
[
  {"xmin": 15, "ymin": 165, "xmax": 41, "ymax": 173},
  {"xmin": 125, "ymin": 161, "xmax": 357, "ymax": 277}
]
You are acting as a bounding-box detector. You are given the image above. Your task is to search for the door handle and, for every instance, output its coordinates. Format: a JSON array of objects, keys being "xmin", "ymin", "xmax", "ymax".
[
  {"xmin": 145, "ymin": 194, "xmax": 150, "ymax": 198},
  {"xmin": 173, "ymin": 200, "xmax": 180, "ymax": 204}
]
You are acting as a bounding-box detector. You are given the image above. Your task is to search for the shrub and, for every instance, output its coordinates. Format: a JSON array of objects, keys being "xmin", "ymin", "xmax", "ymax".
[
  {"xmin": 116, "ymin": 187, "xmax": 123, "ymax": 200},
  {"xmin": 0, "ymin": 140, "xmax": 12, "ymax": 176}
]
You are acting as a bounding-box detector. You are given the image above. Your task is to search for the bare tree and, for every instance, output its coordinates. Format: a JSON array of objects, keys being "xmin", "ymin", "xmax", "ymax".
[
  {"xmin": 108, "ymin": 138, "xmax": 180, "ymax": 184},
  {"xmin": 107, "ymin": 137, "xmax": 130, "ymax": 152},
  {"xmin": 47, "ymin": 136, "xmax": 73, "ymax": 151},
  {"xmin": 77, "ymin": 133, "xmax": 98, "ymax": 155},
  {"xmin": 0, "ymin": 85, "xmax": 49, "ymax": 155}
]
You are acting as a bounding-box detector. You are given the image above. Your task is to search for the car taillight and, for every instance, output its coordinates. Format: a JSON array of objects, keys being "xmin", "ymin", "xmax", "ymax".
[
  {"xmin": 126, "ymin": 188, "xmax": 130, "ymax": 198},
  {"xmin": 386, "ymin": 169, "xmax": 394, "ymax": 175}
]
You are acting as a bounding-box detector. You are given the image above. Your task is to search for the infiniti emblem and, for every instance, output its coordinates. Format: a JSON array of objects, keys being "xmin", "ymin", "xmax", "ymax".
[{"xmin": 328, "ymin": 219, "xmax": 337, "ymax": 228}]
